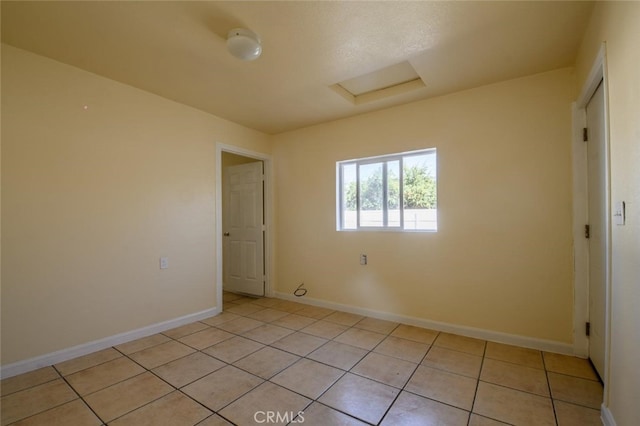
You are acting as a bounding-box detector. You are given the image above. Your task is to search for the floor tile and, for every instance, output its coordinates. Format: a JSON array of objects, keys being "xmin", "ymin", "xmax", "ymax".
[
  {"xmin": 352, "ymin": 352, "xmax": 417, "ymax": 388},
  {"xmin": 10, "ymin": 399, "xmax": 101, "ymax": 426},
  {"xmin": 468, "ymin": 413, "xmax": 510, "ymax": 425},
  {"xmin": 294, "ymin": 305, "xmax": 335, "ymax": 319},
  {"xmin": 109, "ymin": 391, "xmax": 211, "ymax": 426},
  {"xmin": 54, "ymin": 348, "xmax": 122, "ymax": 376},
  {"xmin": 219, "ymin": 382, "xmax": 311, "ymax": 425},
  {"xmin": 271, "ymin": 331, "xmax": 327, "ymax": 356},
  {"xmin": 222, "ymin": 292, "xmax": 244, "ymax": 303},
  {"xmin": 66, "ymin": 357, "xmax": 145, "ymax": 395},
  {"xmin": 554, "ymin": 400, "xmax": 603, "ymax": 426},
  {"xmin": 485, "ymin": 342, "xmax": 543, "ymax": 369},
  {"xmin": 241, "ymin": 324, "xmax": 294, "ymax": 345},
  {"xmin": 1, "ymin": 379, "xmax": 77, "ymax": 426},
  {"xmin": 307, "ymin": 341, "xmax": 368, "ymax": 370},
  {"xmin": 162, "ymin": 321, "xmax": 210, "ymax": 339},
  {"xmin": 374, "ymin": 335, "xmax": 430, "ymax": 363},
  {"xmin": 422, "ymin": 346, "xmax": 483, "ymax": 378},
  {"xmin": 152, "ymin": 352, "xmax": 226, "ymax": 388},
  {"xmin": 271, "ymin": 359, "xmax": 344, "ymax": 399},
  {"xmin": 390, "ymin": 324, "xmax": 438, "ymax": 344},
  {"xmin": 215, "ymin": 317, "xmax": 265, "ymax": 334},
  {"xmin": 299, "ymin": 402, "xmax": 368, "ymax": 425},
  {"xmin": 225, "ymin": 302, "xmax": 265, "ymax": 316},
  {"xmin": 1, "ymin": 367, "xmax": 59, "ymax": 396},
  {"xmin": 323, "ymin": 311, "xmax": 365, "ymax": 327},
  {"xmin": 200, "ymin": 312, "xmax": 241, "ymax": 327},
  {"xmin": 301, "ymin": 320, "xmax": 348, "ymax": 339},
  {"xmin": 227, "ymin": 295, "xmax": 258, "ymax": 305},
  {"xmin": 333, "ymin": 327, "xmax": 386, "ymax": 350},
  {"xmin": 115, "ymin": 334, "xmax": 171, "ymax": 355},
  {"xmin": 319, "ymin": 373, "xmax": 399, "ymax": 424},
  {"xmin": 128, "ymin": 340, "xmax": 196, "ymax": 369},
  {"xmin": 246, "ymin": 308, "xmax": 290, "ymax": 323},
  {"xmin": 178, "ymin": 327, "xmax": 234, "ymax": 350},
  {"xmin": 473, "ymin": 381, "xmax": 555, "ymax": 426},
  {"xmin": 405, "ymin": 365, "xmax": 477, "ymax": 410},
  {"xmin": 202, "ymin": 336, "xmax": 265, "ymax": 363},
  {"xmin": 181, "ymin": 365, "xmax": 263, "ymax": 411},
  {"xmin": 434, "ymin": 332, "xmax": 486, "ymax": 356},
  {"xmin": 270, "ymin": 313, "xmax": 317, "ymax": 330},
  {"xmin": 381, "ymin": 391, "xmax": 469, "ymax": 426},
  {"xmin": 353, "ymin": 317, "xmax": 399, "ymax": 335},
  {"xmin": 249, "ymin": 297, "xmax": 283, "ymax": 308},
  {"xmin": 270, "ymin": 300, "xmax": 306, "ymax": 313},
  {"xmin": 480, "ymin": 358, "xmax": 549, "ymax": 396},
  {"xmin": 197, "ymin": 414, "xmax": 234, "ymax": 425},
  {"xmin": 83, "ymin": 372, "xmax": 172, "ymax": 422},
  {"xmin": 233, "ymin": 347, "xmax": 299, "ymax": 379},
  {"xmin": 543, "ymin": 352, "xmax": 599, "ymax": 381},
  {"xmin": 548, "ymin": 372, "xmax": 603, "ymax": 409}
]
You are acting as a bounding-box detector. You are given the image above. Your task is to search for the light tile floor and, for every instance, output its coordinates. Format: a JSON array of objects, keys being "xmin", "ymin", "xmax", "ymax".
[{"xmin": 1, "ymin": 292, "xmax": 604, "ymax": 425}]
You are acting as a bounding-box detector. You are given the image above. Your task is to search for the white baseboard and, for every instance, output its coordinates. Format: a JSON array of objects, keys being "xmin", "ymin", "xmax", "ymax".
[
  {"xmin": 275, "ymin": 292, "xmax": 574, "ymax": 355},
  {"xmin": 601, "ymin": 404, "xmax": 617, "ymax": 426},
  {"xmin": 1, "ymin": 306, "xmax": 220, "ymax": 379}
]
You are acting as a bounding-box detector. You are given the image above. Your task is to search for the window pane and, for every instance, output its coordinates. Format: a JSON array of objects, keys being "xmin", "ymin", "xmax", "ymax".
[
  {"xmin": 342, "ymin": 164, "xmax": 357, "ymax": 229},
  {"xmin": 387, "ymin": 160, "xmax": 400, "ymax": 227},
  {"xmin": 359, "ymin": 162, "xmax": 383, "ymax": 227},
  {"xmin": 403, "ymin": 152, "xmax": 437, "ymax": 230}
]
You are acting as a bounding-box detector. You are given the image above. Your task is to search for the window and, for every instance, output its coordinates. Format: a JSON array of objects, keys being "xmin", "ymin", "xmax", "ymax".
[{"xmin": 337, "ymin": 149, "xmax": 437, "ymax": 231}]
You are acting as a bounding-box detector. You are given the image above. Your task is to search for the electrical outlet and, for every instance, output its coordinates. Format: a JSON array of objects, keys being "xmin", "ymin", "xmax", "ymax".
[
  {"xmin": 360, "ymin": 254, "xmax": 367, "ymax": 265},
  {"xmin": 160, "ymin": 257, "xmax": 169, "ymax": 269}
]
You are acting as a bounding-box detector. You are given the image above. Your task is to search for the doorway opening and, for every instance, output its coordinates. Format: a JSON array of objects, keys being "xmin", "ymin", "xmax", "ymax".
[{"xmin": 216, "ymin": 144, "xmax": 273, "ymax": 309}]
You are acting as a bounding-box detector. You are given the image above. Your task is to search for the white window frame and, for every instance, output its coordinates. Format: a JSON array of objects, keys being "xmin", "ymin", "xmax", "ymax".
[{"xmin": 336, "ymin": 148, "xmax": 437, "ymax": 232}]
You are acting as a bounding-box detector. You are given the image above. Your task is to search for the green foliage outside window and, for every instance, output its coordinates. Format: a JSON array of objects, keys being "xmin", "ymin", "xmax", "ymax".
[{"xmin": 345, "ymin": 164, "xmax": 436, "ymax": 210}]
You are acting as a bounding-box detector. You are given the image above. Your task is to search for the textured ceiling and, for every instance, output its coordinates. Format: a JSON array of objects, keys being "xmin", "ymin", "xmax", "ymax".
[{"xmin": 1, "ymin": 1, "xmax": 593, "ymax": 134}]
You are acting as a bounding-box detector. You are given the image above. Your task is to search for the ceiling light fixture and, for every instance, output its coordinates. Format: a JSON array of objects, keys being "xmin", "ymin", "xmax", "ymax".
[{"xmin": 227, "ymin": 28, "xmax": 262, "ymax": 61}]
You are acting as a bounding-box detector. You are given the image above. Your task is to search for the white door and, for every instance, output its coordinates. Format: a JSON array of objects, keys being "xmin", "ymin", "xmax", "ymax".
[
  {"xmin": 586, "ymin": 81, "xmax": 606, "ymax": 380},
  {"xmin": 223, "ymin": 161, "xmax": 265, "ymax": 296}
]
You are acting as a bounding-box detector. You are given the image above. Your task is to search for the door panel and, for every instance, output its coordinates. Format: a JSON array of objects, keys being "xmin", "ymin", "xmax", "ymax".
[
  {"xmin": 586, "ymin": 81, "xmax": 606, "ymax": 380},
  {"xmin": 223, "ymin": 161, "xmax": 265, "ymax": 296}
]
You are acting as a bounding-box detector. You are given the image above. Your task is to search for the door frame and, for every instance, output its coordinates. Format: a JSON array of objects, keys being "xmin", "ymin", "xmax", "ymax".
[
  {"xmin": 571, "ymin": 43, "xmax": 611, "ymax": 388},
  {"xmin": 216, "ymin": 143, "xmax": 273, "ymax": 307}
]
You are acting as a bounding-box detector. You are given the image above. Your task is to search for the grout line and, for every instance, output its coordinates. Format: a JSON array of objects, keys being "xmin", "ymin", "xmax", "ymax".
[
  {"xmin": 542, "ymin": 351, "xmax": 561, "ymax": 426},
  {"xmin": 467, "ymin": 341, "xmax": 487, "ymax": 426},
  {"xmin": 52, "ymin": 364, "xmax": 107, "ymax": 425}
]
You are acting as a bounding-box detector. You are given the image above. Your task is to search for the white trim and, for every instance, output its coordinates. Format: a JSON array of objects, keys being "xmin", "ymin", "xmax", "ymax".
[
  {"xmin": 216, "ymin": 143, "xmax": 274, "ymax": 299},
  {"xmin": 572, "ymin": 102, "xmax": 589, "ymax": 358},
  {"xmin": 0, "ymin": 307, "xmax": 219, "ymax": 379},
  {"xmin": 601, "ymin": 403, "xmax": 617, "ymax": 426},
  {"xmin": 572, "ymin": 43, "xmax": 612, "ymax": 404},
  {"xmin": 275, "ymin": 292, "xmax": 574, "ymax": 355}
]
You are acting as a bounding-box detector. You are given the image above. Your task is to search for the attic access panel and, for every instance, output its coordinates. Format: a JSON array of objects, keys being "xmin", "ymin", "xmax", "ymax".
[{"xmin": 332, "ymin": 60, "xmax": 426, "ymax": 105}]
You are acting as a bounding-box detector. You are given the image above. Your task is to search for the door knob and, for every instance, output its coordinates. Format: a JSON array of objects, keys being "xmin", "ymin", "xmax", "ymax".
[{"xmin": 223, "ymin": 232, "xmax": 230, "ymax": 237}]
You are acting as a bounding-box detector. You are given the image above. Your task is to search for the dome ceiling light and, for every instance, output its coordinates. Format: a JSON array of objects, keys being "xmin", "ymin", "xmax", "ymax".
[{"xmin": 226, "ymin": 28, "xmax": 262, "ymax": 61}]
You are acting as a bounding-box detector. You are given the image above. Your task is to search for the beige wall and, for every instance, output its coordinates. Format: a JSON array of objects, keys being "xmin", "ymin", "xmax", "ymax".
[
  {"xmin": 273, "ymin": 68, "xmax": 575, "ymax": 343},
  {"xmin": 1, "ymin": 45, "xmax": 271, "ymax": 364},
  {"xmin": 575, "ymin": 3, "xmax": 640, "ymax": 424}
]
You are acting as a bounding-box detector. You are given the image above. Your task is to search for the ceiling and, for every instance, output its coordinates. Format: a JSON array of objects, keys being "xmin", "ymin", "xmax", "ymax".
[{"xmin": 1, "ymin": 1, "xmax": 593, "ymax": 135}]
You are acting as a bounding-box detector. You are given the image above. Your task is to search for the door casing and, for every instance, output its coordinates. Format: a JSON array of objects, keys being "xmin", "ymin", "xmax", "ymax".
[
  {"xmin": 216, "ymin": 144, "xmax": 273, "ymax": 307},
  {"xmin": 571, "ymin": 43, "xmax": 611, "ymax": 399}
]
